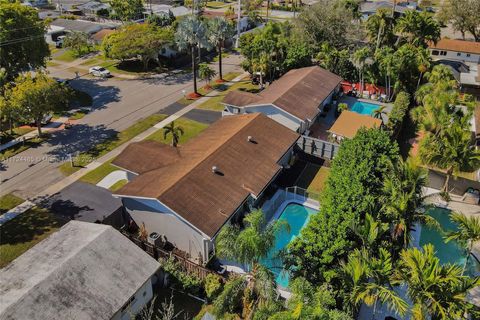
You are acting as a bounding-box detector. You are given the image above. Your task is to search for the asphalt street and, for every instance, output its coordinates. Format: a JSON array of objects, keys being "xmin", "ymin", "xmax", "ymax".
[{"xmin": 0, "ymin": 54, "xmax": 243, "ymax": 199}]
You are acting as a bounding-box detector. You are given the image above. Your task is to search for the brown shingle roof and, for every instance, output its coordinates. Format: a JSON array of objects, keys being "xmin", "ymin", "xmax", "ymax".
[
  {"xmin": 115, "ymin": 113, "xmax": 299, "ymax": 238},
  {"xmin": 91, "ymin": 29, "xmax": 115, "ymax": 42},
  {"xmin": 223, "ymin": 66, "xmax": 342, "ymax": 120},
  {"xmin": 429, "ymin": 39, "xmax": 480, "ymax": 55},
  {"xmin": 328, "ymin": 111, "xmax": 382, "ymax": 138},
  {"xmin": 112, "ymin": 140, "xmax": 181, "ymax": 174}
]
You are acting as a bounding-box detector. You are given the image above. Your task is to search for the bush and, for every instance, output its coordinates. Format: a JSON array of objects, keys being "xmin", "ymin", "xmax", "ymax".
[
  {"xmin": 213, "ymin": 276, "xmax": 245, "ymax": 317},
  {"xmin": 204, "ymin": 274, "xmax": 223, "ymax": 299},
  {"xmin": 161, "ymin": 257, "xmax": 204, "ymax": 294},
  {"xmin": 387, "ymin": 91, "xmax": 410, "ymax": 137}
]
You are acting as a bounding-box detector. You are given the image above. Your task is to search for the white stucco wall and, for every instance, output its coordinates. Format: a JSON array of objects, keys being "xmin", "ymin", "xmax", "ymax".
[
  {"xmin": 430, "ymin": 49, "xmax": 480, "ymax": 64},
  {"xmin": 112, "ymin": 278, "xmax": 154, "ymax": 320},
  {"xmin": 122, "ymin": 198, "xmax": 212, "ymax": 264}
]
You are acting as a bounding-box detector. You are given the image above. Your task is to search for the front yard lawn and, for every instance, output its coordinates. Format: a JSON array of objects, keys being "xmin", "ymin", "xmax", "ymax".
[
  {"xmin": 59, "ymin": 114, "xmax": 168, "ymax": 176},
  {"xmin": 145, "ymin": 117, "xmax": 208, "ymax": 145},
  {"xmin": 0, "ymin": 194, "xmax": 24, "ymax": 214},
  {"xmin": 306, "ymin": 166, "xmax": 330, "ymax": 195},
  {"xmin": 0, "ymin": 135, "xmax": 47, "ymax": 161},
  {"xmin": 53, "ymin": 49, "xmax": 77, "ymax": 62},
  {"xmin": 79, "ymin": 159, "xmax": 118, "ymax": 185},
  {"xmin": 196, "ymin": 77, "xmax": 259, "ymax": 111},
  {"xmin": 0, "ymin": 207, "xmax": 65, "ymax": 268},
  {"xmin": 109, "ymin": 179, "xmax": 128, "ymax": 192}
]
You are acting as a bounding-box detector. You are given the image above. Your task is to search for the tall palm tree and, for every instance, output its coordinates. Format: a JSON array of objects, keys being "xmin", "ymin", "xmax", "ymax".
[
  {"xmin": 396, "ymin": 244, "xmax": 480, "ymax": 320},
  {"xmin": 341, "ymin": 248, "xmax": 408, "ymax": 319},
  {"xmin": 366, "ymin": 9, "xmax": 394, "ymax": 49},
  {"xmin": 207, "ymin": 17, "xmax": 234, "ymax": 81},
  {"xmin": 420, "ymin": 124, "xmax": 480, "ymax": 192},
  {"xmin": 350, "ymin": 213, "xmax": 388, "ymax": 254},
  {"xmin": 395, "ymin": 11, "xmax": 440, "ymax": 47},
  {"xmin": 351, "ymin": 47, "xmax": 371, "ymax": 96},
  {"xmin": 216, "ymin": 209, "xmax": 289, "ymax": 318},
  {"xmin": 444, "ymin": 212, "xmax": 480, "ymax": 274},
  {"xmin": 375, "ymin": 47, "xmax": 396, "ymax": 101},
  {"xmin": 415, "ymin": 48, "xmax": 431, "ymax": 90},
  {"xmin": 252, "ymin": 53, "xmax": 269, "ymax": 89},
  {"xmin": 163, "ymin": 121, "xmax": 184, "ymax": 147},
  {"xmin": 175, "ymin": 15, "xmax": 209, "ymax": 95}
]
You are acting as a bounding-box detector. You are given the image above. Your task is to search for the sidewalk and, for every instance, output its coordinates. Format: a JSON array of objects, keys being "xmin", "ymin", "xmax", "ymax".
[
  {"xmin": 0, "ymin": 117, "xmax": 69, "ymax": 152},
  {"xmin": 0, "ymin": 72, "xmax": 248, "ymax": 226}
]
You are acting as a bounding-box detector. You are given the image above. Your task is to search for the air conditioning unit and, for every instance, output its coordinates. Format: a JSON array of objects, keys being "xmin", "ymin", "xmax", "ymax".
[{"xmin": 148, "ymin": 232, "xmax": 162, "ymax": 247}]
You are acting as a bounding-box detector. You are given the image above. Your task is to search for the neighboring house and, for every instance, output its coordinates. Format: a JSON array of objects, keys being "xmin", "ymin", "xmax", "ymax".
[
  {"xmin": 50, "ymin": 18, "xmax": 117, "ymax": 36},
  {"xmin": 360, "ymin": 1, "xmax": 414, "ymax": 20},
  {"xmin": 77, "ymin": 1, "xmax": 111, "ymax": 15},
  {"xmin": 112, "ymin": 113, "xmax": 299, "ymax": 265},
  {"xmin": 146, "ymin": 4, "xmax": 191, "ymax": 18},
  {"xmin": 222, "ymin": 66, "xmax": 343, "ymax": 133},
  {"xmin": 0, "ymin": 221, "xmax": 160, "ymax": 320},
  {"xmin": 429, "ymin": 39, "xmax": 480, "ymax": 64},
  {"xmin": 328, "ymin": 110, "xmax": 382, "ymax": 141},
  {"xmin": 92, "ymin": 28, "xmax": 115, "ymax": 44}
]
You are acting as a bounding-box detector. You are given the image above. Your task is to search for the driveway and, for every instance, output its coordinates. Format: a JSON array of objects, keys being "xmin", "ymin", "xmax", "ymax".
[
  {"xmin": 0, "ymin": 54, "xmax": 243, "ymax": 198},
  {"xmin": 40, "ymin": 181, "xmax": 122, "ymax": 222}
]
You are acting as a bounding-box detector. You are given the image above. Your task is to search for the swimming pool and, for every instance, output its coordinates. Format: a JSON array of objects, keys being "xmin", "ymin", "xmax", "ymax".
[
  {"xmin": 261, "ymin": 202, "xmax": 317, "ymax": 288},
  {"xmin": 350, "ymin": 101, "xmax": 381, "ymax": 116},
  {"xmin": 419, "ymin": 207, "xmax": 480, "ymax": 276}
]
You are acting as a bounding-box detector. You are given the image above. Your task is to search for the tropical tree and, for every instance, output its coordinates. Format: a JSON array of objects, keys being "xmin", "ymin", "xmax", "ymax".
[
  {"xmin": 351, "ymin": 47, "xmax": 372, "ymax": 95},
  {"xmin": 420, "ymin": 124, "xmax": 480, "ymax": 192},
  {"xmin": 146, "ymin": 10, "xmax": 175, "ymax": 27},
  {"xmin": 340, "ymin": 248, "xmax": 408, "ymax": 318},
  {"xmin": 163, "ymin": 121, "xmax": 184, "ymax": 147},
  {"xmin": 215, "ymin": 210, "xmax": 289, "ymax": 318},
  {"xmin": 396, "ymin": 244, "xmax": 480, "ymax": 320},
  {"xmin": 207, "ymin": 17, "xmax": 234, "ymax": 81},
  {"xmin": 63, "ymin": 31, "xmax": 93, "ymax": 57},
  {"xmin": 251, "ymin": 53, "xmax": 269, "ymax": 89},
  {"xmin": 375, "ymin": 46, "xmax": 396, "ymax": 101},
  {"xmin": 316, "ymin": 42, "xmax": 357, "ymax": 81},
  {"xmin": 198, "ymin": 63, "xmax": 216, "ymax": 87},
  {"xmin": 109, "ymin": 0, "xmax": 144, "ymax": 22},
  {"xmin": 444, "ymin": 212, "xmax": 480, "ymax": 274},
  {"xmin": 6, "ymin": 72, "xmax": 71, "ymax": 136},
  {"xmin": 441, "ymin": 0, "xmax": 480, "ymax": 41},
  {"xmin": 365, "ymin": 9, "xmax": 395, "ymax": 49},
  {"xmin": 175, "ymin": 15, "xmax": 209, "ymax": 95},
  {"xmin": 395, "ymin": 10, "xmax": 441, "ymax": 47},
  {"xmin": 386, "ymin": 91, "xmax": 410, "ymax": 137},
  {"xmin": 373, "ymin": 105, "xmax": 387, "ymax": 124},
  {"xmin": 415, "ymin": 48, "xmax": 431, "ymax": 90},
  {"xmin": 0, "ymin": 2, "xmax": 49, "ymax": 81}
]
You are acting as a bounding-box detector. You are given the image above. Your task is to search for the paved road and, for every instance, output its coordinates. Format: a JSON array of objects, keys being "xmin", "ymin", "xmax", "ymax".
[{"xmin": 0, "ymin": 54, "xmax": 243, "ymax": 199}]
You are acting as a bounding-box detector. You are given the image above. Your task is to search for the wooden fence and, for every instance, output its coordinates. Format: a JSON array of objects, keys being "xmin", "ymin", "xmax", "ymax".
[
  {"xmin": 296, "ymin": 135, "xmax": 339, "ymax": 160},
  {"xmin": 121, "ymin": 231, "xmax": 218, "ymax": 281}
]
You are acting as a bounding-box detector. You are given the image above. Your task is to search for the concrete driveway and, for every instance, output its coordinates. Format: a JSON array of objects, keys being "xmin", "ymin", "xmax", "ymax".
[{"xmin": 0, "ymin": 54, "xmax": 243, "ymax": 198}]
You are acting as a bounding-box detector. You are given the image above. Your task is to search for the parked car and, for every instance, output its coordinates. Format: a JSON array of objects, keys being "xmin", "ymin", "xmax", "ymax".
[
  {"xmin": 55, "ymin": 36, "xmax": 66, "ymax": 48},
  {"xmin": 89, "ymin": 66, "xmax": 111, "ymax": 78},
  {"xmin": 29, "ymin": 113, "xmax": 53, "ymax": 126}
]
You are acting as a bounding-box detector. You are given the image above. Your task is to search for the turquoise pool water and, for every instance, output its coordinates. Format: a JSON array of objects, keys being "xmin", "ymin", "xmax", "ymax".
[
  {"xmin": 261, "ymin": 203, "xmax": 317, "ymax": 288},
  {"xmin": 419, "ymin": 207, "xmax": 480, "ymax": 276},
  {"xmin": 350, "ymin": 101, "xmax": 381, "ymax": 116}
]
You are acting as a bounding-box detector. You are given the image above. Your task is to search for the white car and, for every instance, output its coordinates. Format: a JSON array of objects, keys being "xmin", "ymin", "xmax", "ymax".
[{"xmin": 89, "ymin": 66, "xmax": 111, "ymax": 78}]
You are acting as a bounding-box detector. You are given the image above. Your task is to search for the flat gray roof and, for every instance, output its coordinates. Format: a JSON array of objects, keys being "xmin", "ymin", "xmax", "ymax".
[{"xmin": 0, "ymin": 221, "xmax": 159, "ymax": 320}]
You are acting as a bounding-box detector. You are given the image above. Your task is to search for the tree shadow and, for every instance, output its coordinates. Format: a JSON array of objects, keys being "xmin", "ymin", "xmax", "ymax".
[
  {"xmin": 45, "ymin": 123, "xmax": 118, "ymax": 159},
  {"xmin": 139, "ymin": 69, "xmax": 193, "ymax": 86},
  {"xmin": 68, "ymin": 78, "xmax": 121, "ymax": 111}
]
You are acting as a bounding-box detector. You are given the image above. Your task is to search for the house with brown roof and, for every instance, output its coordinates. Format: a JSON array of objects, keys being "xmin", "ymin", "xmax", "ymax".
[
  {"xmin": 112, "ymin": 113, "xmax": 299, "ymax": 264},
  {"xmin": 328, "ymin": 110, "xmax": 382, "ymax": 141},
  {"xmin": 222, "ymin": 66, "xmax": 342, "ymax": 134},
  {"xmin": 429, "ymin": 39, "xmax": 480, "ymax": 64}
]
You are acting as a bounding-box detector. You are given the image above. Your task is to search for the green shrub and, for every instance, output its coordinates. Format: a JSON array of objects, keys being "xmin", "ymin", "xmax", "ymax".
[
  {"xmin": 204, "ymin": 274, "xmax": 223, "ymax": 299},
  {"xmin": 213, "ymin": 276, "xmax": 245, "ymax": 317},
  {"xmin": 387, "ymin": 91, "xmax": 410, "ymax": 137},
  {"xmin": 161, "ymin": 257, "xmax": 203, "ymax": 294}
]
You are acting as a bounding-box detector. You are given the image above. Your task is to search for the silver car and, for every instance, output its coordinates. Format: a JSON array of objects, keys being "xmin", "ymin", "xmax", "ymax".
[{"xmin": 89, "ymin": 66, "xmax": 111, "ymax": 78}]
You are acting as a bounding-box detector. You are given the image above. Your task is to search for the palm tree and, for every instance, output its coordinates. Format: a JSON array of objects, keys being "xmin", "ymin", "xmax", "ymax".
[
  {"xmin": 351, "ymin": 47, "xmax": 371, "ymax": 96},
  {"xmin": 415, "ymin": 48, "xmax": 431, "ymax": 90},
  {"xmin": 375, "ymin": 47, "xmax": 396, "ymax": 101},
  {"xmin": 163, "ymin": 121, "xmax": 184, "ymax": 147},
  {"xmin": 444, "ymin": 212, "xmax": 480, "ymax": 274},
  {"xmin": 341, "ymin": 248, "xmax": 408, "ymax": 319},
  {"xmin": 420, "ymin": 124, "xmax": 480, "ymax": 192},
  {"xmin": 395, "ymin": 11, "xmax": 440, "ymax": 47},
  {"xmin": 373, "ymin": 106, "xmax": 387, "ymax": 125},
  {"xmin": 396, "ymin": 244, "xmax": 480, "ymax": 320},
  {"xmin": 350, "ymin": 213, "xmax": 388, "ymax": 253},
  {"xmin": 366, "ymin": 9, "xmax": 394, "ymax": 49},
  {"xmin": 216, "ymin": 209, "xmax": 289, "ymax": 318},
  {"xmin": 252, "ymin": 53, "xmax": 269, "ymax": 89},
  {"xmin": 175, "ymin": 15, "xmax": 209, "ymax": 95},
  {"xmin": 207, "ymin": 17, "xmax": 234, "ymax": 81},
  {"xmin": 198, "ymin": 63, "xmax": 216, "ymax": 87}
]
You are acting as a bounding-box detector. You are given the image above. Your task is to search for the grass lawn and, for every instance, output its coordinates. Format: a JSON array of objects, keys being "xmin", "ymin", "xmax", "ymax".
[
  {"xmin": 59, "ymin": 114, "xmax": 167, "ymax": 176},
  {"xmin": 0, "ymin": 135, "xmax": 47, "ymax": 161},
  {"xmin": 196, "ymin": 77, "xmax": 258, "ymax": 111},
  {"xmin": 206, "ymin": 1, "xmax": 229, "ymax": 8},
  {"xmin": 306, "ymin": 166, "xmax": 330, "ymax": 195},
  {"xmin": 0, "ymin": 126, "xmax": 36, "ymax": 144},
  {"xmin": 0, "ymin": 194, "xmax": 25, "ymax": 214},
  {"xmin": 145, "ymin": 117, "xmax": 208, "ymax": 145},
  {"xmin": 0, "ymin": 207, "xmax": 66, "ymax": 268},
  {"xmin": 53, "ymin": 49, "xmax": 77, "ymax": 62},
  {"xmin": 79, "ymin": 159, "xmax": 118, "ymax": 185},
  {"xmin": 46, "ymin": 60, "xmax": 60, "ymax": 67},
  {"xmin": 109, "ymin": 179, "xmax": 128, "ymax": 192}
]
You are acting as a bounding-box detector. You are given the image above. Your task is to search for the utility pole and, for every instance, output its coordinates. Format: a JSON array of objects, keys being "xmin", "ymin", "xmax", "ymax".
[{"xmin": 235, "ymin": 0, "xmax": 241, "ymax": 48}]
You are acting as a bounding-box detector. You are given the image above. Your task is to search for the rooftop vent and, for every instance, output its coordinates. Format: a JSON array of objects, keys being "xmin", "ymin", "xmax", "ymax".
[
  {"xmin": 212, "ymin": 166, "xmax": 224, "ymax": 176},
  {"xmin": 247, "ymin": 135, "xmax": 257, "ymax": 144}
]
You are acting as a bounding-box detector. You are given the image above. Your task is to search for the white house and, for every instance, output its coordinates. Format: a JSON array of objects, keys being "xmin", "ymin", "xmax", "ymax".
[
  {"xmin": 429, "ymin": 39, "xmax": 480, "ymax": 64},
  {"xmin": 222, "ymin": 66, "xmax": 342, "ymax": 133},
  {"xmin": 0, "ymin": 221, "xmax": 160, "ymax": 320},
  {"xmin": 112, "ymin": 113, "xmax": 299, "ymax": 265}
]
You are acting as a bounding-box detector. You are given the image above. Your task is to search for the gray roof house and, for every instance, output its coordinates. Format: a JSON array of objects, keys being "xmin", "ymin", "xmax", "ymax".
[
  {"xmin": 360, "ymin": 1, "xmax": 415, "ymax": 19},
  {"xmin": 77, "ymin": 1, "xmax": 111, "ymax": 15},
  {"xmin": 50, "ymin": 18, "xmax": 116, "ymax": 35},
  {"xmin": 0, "ymin": 221, "xmax": 160, "ymax": 320}
]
